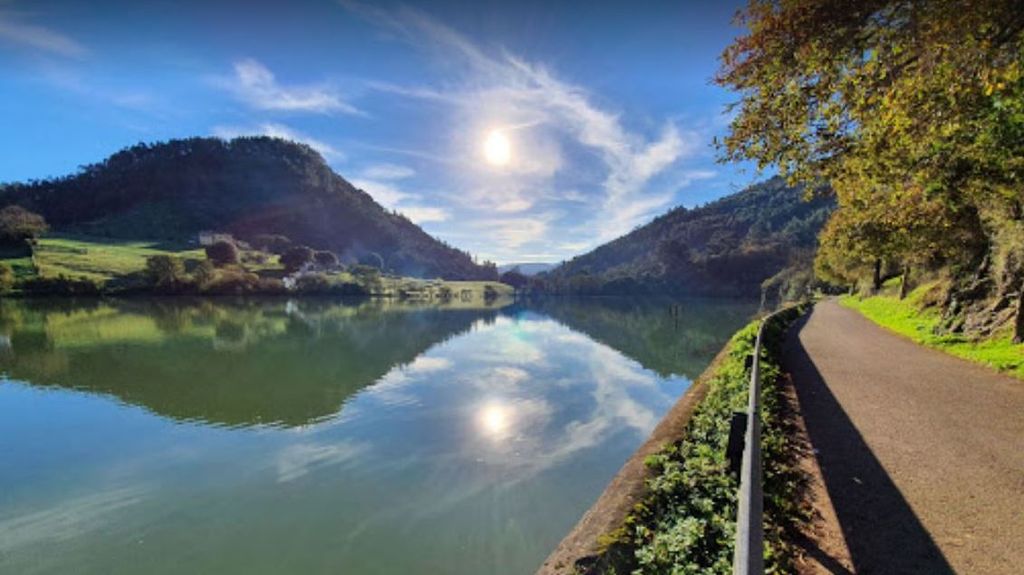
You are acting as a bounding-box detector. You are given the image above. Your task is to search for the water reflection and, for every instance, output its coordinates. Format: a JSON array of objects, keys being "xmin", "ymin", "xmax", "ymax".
[
  {"xmin": 0, "ymin": 298, "xmax": 504, "ymax": 427},
  {"xmin": 0, "ymin": 296, "xmax": 756, "ymax": 575}
]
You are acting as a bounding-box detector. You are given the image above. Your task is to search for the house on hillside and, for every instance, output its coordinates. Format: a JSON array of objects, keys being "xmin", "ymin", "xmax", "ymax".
[{"xmin": 198, "ymin": 231, "xmax": 234, "ymax": 246}]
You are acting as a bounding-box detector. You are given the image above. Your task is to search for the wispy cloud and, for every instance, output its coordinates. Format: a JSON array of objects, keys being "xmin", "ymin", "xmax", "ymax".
[
  {"xmin": 220, "ymin": 58, "xmax": 363, "ymax": 116},
  {"xmin": 360, "ymin": 163, "xmax": 416, "ymax": 180},
  {"xmin": 212, "ymin": 122, "xmax": 346, "ymax": 162},
  {"xmin": 351, "ymin": 166, "xmax": 451, "ymax": 224},
  {"xmin": 341, "ymin": 2, "xmax": 704, "ymax": 262},
  {"xmin": 0, "ymin": 14, "xmax": 87, "ymax": 58}
]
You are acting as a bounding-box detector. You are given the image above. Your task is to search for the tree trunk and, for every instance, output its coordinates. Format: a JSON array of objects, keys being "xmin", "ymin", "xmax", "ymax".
[
  {"xmin": 899, "ymin": 266, "xmax": 910, "ymax": 300},
  {"xmin": 1014, "ymin": 283, "xmax": 1024, "ymax": 344},
  {"xmin": 872, "ymin": 259, "xmax": 883, "ymax": 292}
]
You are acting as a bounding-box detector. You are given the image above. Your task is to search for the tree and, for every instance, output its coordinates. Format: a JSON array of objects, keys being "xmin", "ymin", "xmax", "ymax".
[
  {"xmin": 499, "ymin": 268, "xmax": 529, "ymax": 290},
  {"xmin": 205, "ymin": 240, "xmax": 239, "ymax": 266},
  {"xmin": 193, "ymin": 259, "xmax": 216, "ymax": 287},
  {"xmin": 145, "ymin": 255, "xmax": 185, "ymax": 287},
  {"xmin": 313, "ymin": 250, "xmax": 339, "ymax": 269},
  {"xmin": 250, "ymin": 234, "xmax": 292, "ymax": 254},
  {"xmin": 0, "ymin": 262, "xmax": 14, "ymax": 292},
  {"xmin": 717, "ymin": 0, "xmax": 1024, "ymax": 318},
  {"xmin": 281, "ymin": 245, "xmax": 314, "ymax": 272},
  {"xmin": 0, "ymin": 205, "xmax": 47, "ymax": 245}
]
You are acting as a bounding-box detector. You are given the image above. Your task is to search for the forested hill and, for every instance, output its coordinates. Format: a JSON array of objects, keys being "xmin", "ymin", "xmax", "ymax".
[
  {"xmin": 0, "ymin": 137, "xmax": 496, "ymax": 280},
  {"xmin": 543, "ymin": 178, "xmax": 834, "ymax": 296}
]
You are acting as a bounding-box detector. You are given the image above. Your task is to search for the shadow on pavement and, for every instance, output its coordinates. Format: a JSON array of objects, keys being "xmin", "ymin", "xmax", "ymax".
[{"xmin": 783, "ymin": 311, "xmax": 955, "ymax": 575}]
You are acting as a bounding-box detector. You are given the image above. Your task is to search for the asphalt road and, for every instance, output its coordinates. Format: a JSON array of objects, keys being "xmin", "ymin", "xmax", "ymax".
[{"xmin": 782, "ymin": 300, "xmax": 1024, "ymax": 574}]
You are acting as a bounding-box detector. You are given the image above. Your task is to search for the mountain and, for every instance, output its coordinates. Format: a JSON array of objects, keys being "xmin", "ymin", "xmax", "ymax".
[
  {"xmin": 497, "ymin": 262, "xmax": 555, "ymax": 276},
  {"xmin": 543, "ymin": 177, "xmax": 834, "ymax": 296},
  {"xmin": 0, "ymin": 137, "xmax": 496, "ymax": 280}
]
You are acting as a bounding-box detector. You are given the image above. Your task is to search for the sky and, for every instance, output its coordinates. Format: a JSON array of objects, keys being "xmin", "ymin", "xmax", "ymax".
[{"xmin": 0, "ymin": 0, "xmax": 763, "ymax": 264}]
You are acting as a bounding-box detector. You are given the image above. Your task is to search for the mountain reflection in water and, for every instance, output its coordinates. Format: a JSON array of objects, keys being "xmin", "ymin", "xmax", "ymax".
[{"xmin": 0, "ymin": 296, "xmax": 755, "ymax": 575}]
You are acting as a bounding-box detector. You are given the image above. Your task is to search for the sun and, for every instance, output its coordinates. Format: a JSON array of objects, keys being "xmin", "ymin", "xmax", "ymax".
[
  {"xmin": 479, "ymin": 403, "xmax": 510, "ymax": 435},
  {"xmin": 483, "ymin": 129, "xmax": 511, "ymax": 166}
]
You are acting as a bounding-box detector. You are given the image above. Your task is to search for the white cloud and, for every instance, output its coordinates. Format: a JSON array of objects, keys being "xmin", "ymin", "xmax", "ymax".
[
  {"xmin": 222, "ymin": 58, "xmax": 363, "ymax": 115},
  {"xmin": 351, "ymin": 171, "xmax": 452, "ymax": 224},
  {"xmin": 0, "ymin": 15, "xmax": 87, "ymax": 58},
  {"xmin": 360, "ymin": 163, "xmax": 416, "ymax": 180},
  {"xmin": 212, "ymin": 123, "xmax": 345, "ymax": 162},
  {"xmin": 342, "ymin": 2, "xmax": 705, "ymax": 261},
  {"xmin": 399, "ymin": 206, "xmax": 449, "ymax": 223},
  {"xmin": 275, "ymin": 441, "xmax": 367, "ymax": 483}
]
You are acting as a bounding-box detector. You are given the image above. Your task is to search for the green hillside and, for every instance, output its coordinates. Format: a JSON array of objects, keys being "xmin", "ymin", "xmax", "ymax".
[{"xmin": 543, "ymin": 178, "xmax": 834, "ymax": 297}]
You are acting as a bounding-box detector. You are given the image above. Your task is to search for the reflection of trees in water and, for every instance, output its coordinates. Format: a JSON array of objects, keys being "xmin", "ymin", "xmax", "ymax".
[
  {"xmin": 0, "ymin": 296, "xmax": 754, "ymax": 428},
  {"xmin": 521, "ymin": 297, "xmax": 757, "ymax": 378},
  {"xmin": 0, "ymin": 298, "xmax": 502, "ymax": 427}
]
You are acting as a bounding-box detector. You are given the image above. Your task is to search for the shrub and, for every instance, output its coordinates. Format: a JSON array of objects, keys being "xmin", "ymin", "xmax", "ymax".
[
  {"xmin": 313, "ymin": 250, "xmax": 339, "ymax": 269},
  {"xmin": 205, "ymin": 240, "xmax": 239, "ymax": 266},
  {"xmin": 202, "ymin": 268, "xmax": 260, "ymax": 294},
  {"xmin": 145, "ymin": 255, "xmax": 185, "ymax": 287},
  {"xmin": 281, "ymin": 245, "xmax": 314, "ymax": 272},
  {"xmin": 250, "ymin": 234, "xmax": 292, "ymax": 254},
  {"xmin": 21, "ymin": 275, "xmax": 101, "ymax": 296},
  {"xmin": 0, "ymin": 262, "xmax": 13, "ymax": 292},
  {"xmin": 483, "ymin": 284, "xmax": 499, "ymax": 300},
  {"xmin": 192, "ymin": 259, "xmax": 216, "ymax": 287},
  {"xmin": 0, "ymin": 205, "xmax": 47, "ymax": 245}
]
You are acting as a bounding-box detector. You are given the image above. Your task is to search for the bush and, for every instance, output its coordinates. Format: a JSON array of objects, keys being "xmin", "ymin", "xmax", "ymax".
[
  {"xmin": 281, "ymin": 245, "xmax": 314, "ymax": 272},
  {"xmin": 145, "ymin": 255, "xmax": 186, "ymax": 287},
  {"xmin": 192, "ymin": 260, "xmax": 216, "ymax": 287},
  {"xmin": 21, "ymin": 275, "xmax": 101, "ymax": 296},
  {"xmin": 0, "ymin": 263, "xmax": 13, "ymax": 292},
  {"xmin": 0, "ymin": 205, "xmax": 47, "ymax": 245},
  {"xmin": 249, "ymin": 234, "xmax": 292, "ymax": 254},
  {"xmin": 292, "ymin": 273, "xmax": 368, "ymax": 295},
  {"xmin": 205, "ymin": 240, "xmax": 239, "ymax": 266},
  {"xmin": 600, "ymin": 306, "xmax": 808, "ymax": 574},
  {"xmin": 313, "ymin": 250, "xmax": 339, "ymax": 269},
  {"xmin": 201, "ymin": 268, "xmax": 261, "ymax": 294}
]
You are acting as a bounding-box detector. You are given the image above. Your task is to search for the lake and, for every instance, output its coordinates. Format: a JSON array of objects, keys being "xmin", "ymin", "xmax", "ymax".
[{"xmin": 0, "ymin": 296, "xmax": 756, "ymax": 574}]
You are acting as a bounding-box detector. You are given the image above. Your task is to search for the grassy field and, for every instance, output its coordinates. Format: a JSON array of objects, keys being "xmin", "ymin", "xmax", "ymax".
[
  {"xmin": 29, "ymin": 235, "xmax": 206, "ymax": 283},
  {"xmin": 1, "ymin": 234, "xmax": 513, "ymax": 301},
  {"xmin": 840, "ymin": 286, "xmax": 1024, "ymax": 380}
]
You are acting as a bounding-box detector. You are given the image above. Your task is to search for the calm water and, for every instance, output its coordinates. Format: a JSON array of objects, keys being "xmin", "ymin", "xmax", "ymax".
[{"xmin": 0, "ymin": 296, "xmax": 755, "ymax": 575}]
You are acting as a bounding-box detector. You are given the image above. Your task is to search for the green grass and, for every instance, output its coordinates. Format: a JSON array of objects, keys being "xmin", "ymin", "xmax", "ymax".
[
  {"xmin": 29, "ymin": 235, "xmax": 206, "ymax": 284},
  {"xmin": 1, "ymin": 234, "xmax": 515, "ymax": 301},
  {"xmin": 840, "ymin": 287, "xmax": 1024, "ymax": 380}
]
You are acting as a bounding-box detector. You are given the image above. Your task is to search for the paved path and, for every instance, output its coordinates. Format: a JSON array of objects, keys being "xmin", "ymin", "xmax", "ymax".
[{"xmin": 782, "ymin": 300, "xmax": 1024, "ymax": 574}]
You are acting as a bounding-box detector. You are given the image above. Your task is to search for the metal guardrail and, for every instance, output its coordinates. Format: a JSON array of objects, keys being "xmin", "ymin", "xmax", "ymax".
[{"xmin": 732, "ymin": 316, "xmax": 768, "ymax": 575}]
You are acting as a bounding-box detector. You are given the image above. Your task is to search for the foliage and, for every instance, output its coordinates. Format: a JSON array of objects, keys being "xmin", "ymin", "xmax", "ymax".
[
  {"xmin": 598, "ymin": 307, "xmax": 807, "ymax": 574},
  {"xmin": 205, "ymin": 240, "xmax": 239, "ymax": 266},
  {"xmin": 0, "ymin": 205, "xmax": 47, "ymax": 245},
  {"xmin": 0, "ymin": 262, "xmax": 14, "ymax": 292},
  {"xmin": 281, "ymin": 245, "xmax": 314, "ymax": 272},
  {"xmin": 717, "ymin": 0, "xmax": 1024, "ymax": 318},
  {"xmin": 144, "ymin": 255, "xmax": 186, "ymax": 287},
  {"xmin": 249, "ymin": 233, "xmax": 292, "ymax": 254},
  {"xmin": 313, "ymin": 250, "xmax": 340, "ymax": 269},
  {"xmin": 841, "ymin": 288, "xmax": 1023, "ymax": 379},
  {"xmin": 192, "ymin": 259, "xmax": 216, "ymax": 287},
  {"xmin": 544, "ymin": 179, "xmax": 833, "ymax": 296},
  {"xmin": 0, "ymin": 136, "xmax": 496, "ymax": 280},
  {"xmin": 499, "ymin": 268, "xmax": 529, "ymax": 289},
  {"xmin": 19, "ymin": 275, "xmax": 101, "ymax": 296}
]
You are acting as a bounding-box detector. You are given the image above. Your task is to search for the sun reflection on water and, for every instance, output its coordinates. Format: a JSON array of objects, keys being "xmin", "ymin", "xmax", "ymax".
[{"xmin": 478, "ymin": 401, "xmax": 511, "ymax": 438}]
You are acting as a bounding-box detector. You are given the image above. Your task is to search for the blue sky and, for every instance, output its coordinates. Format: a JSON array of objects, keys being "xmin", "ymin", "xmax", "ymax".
[{"xmin": 0, "ymin": 0, "xmax": 762, "ymax": 264}]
